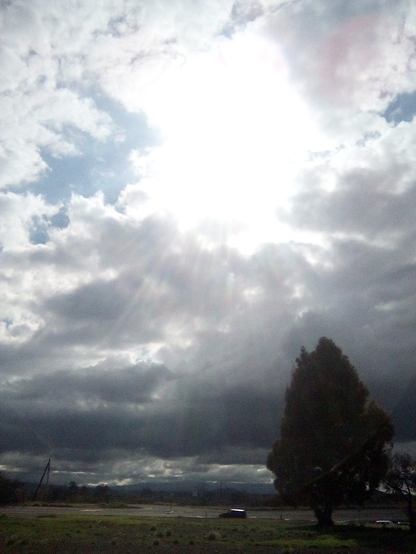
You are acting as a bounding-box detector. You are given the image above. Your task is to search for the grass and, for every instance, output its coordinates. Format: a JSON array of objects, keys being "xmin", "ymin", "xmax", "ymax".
[{"xmin": 0, "ymin": 512, "xmax": 414, "ymax": 553}]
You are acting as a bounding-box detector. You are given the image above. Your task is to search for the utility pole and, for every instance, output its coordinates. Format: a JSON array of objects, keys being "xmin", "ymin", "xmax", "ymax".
[{"xmin": 33, "ymin": 458, "xmax": 50, "ymax": 502}]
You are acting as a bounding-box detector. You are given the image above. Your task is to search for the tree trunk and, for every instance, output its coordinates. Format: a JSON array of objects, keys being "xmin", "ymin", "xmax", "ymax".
[{"xmin": 313, "ymin": 503, "xmax": 334, "ymax": 527}]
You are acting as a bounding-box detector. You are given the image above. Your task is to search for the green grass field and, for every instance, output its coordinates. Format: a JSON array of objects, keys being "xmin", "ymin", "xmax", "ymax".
[{"xmin": 0, "ymin": 513, "xmax": 414, "ymax": 553}]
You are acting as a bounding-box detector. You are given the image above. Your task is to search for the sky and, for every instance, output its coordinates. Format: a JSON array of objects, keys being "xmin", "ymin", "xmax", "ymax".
[{"xmin": 1, "ymin": 0, "xmax": 416, "ymax": 488}]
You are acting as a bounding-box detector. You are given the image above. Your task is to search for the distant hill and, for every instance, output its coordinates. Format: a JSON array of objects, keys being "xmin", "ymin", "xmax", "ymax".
[{"xmin": 113, "ymin": 481, "xmax": 276, "ymax": 496}]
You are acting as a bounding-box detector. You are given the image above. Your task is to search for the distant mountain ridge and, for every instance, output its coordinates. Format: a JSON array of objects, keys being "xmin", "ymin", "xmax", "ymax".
[{"xmin": 113, "ymin": 481, "xmax": 276, "ymax": 495}]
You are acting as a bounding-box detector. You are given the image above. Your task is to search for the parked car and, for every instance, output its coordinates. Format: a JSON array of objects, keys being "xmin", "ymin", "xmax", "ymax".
[
  {"xmin": 219, "ymin": 508, "xmax": 247, "ymax": 518},
  {"xmin": 375, "ymin": 520, "xmax": 394, "ymax": 527}
]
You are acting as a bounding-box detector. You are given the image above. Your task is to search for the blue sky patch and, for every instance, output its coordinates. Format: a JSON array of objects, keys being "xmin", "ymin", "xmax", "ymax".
[
  {"xmin": 383, "ymin": 91, "xmax": 416, "ymax": 124},
  {"xmin": 29, "ymin": 95, "xmax": 161, "ymax": 204}
]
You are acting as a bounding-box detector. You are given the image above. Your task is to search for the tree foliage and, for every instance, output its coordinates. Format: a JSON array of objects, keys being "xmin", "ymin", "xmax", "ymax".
[
  {"xmin": 383, "ymin": 452, "xmax": 416, "ymax": 533},
  {"xmin": 267, "ymin": 337, "xmax": 394, "ymax": 526},
  {"xmin": 0, "ymin": 472, "xmax": 22, "ymax": 505}
]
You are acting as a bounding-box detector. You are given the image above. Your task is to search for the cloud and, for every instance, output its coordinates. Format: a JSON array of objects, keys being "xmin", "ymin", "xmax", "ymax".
[
  {"xmin": 0, "ymin": 360, "xmax": 282, "ymax": 485},
  {"xmin": 2, "ymin": 363, "xmax": 172, "ymax": 405},
  {"xmin": 1, "ymin": 0, "xmax": 416, "ymax": 486},
  {"xmin": 1, "ymin": 183, "xmax": 415, "ymax": 481}
]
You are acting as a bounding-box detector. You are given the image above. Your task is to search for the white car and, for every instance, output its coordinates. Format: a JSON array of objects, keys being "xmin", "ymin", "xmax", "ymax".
[
  {"xmin": 375, "ymin": 520, "xmax": 394, "ymax": 527},
  {"xmin": 219, "ymin": 508, "xmax": 247, "ymax": 518}
]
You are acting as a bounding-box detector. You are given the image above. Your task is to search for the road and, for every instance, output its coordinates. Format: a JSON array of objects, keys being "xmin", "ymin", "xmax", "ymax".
[{"xmin": 0, "ymin": 504, "xmax": 406, "ymax": 523}]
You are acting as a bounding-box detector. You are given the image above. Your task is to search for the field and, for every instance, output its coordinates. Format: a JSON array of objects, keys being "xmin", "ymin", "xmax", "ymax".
[{"xmin": 0, "ymin": 513, "xmax": 414, "ymax": 553}]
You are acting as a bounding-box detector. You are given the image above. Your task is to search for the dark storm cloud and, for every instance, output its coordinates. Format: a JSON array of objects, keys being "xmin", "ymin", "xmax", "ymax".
[
  {"xmin": 0, "ymin": 363, "xmax": 282, "ymax": 462},
  {"xmin": 2, "ymin": 212, "xmax": 415, "ymax": 465},
  {"xmin": 2, "ymin": 336, "xmax": 410, "ymax": 476},
  {"xmin": 282, "ymin": 236, "xmax": 416, "ymax": 370},
  {"xmin": 145, "ymin": 381, "xmax": 284, "ymax": 458},
  {"xmin": 195, "ymin": 446, "xmax": 269, "ymax": 466},
  {"xmin": 393, "ymin": 374, "xmax": 416, "ymax": 441},
  {"xmin": 2, "ymin": 363, "xmax": 172, "ymax": 405}
]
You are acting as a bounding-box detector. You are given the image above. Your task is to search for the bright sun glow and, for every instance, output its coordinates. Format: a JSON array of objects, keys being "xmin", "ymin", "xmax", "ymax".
[{"xmin": 134, "ymin": 30, "xmax": 317, "ymax": 249}]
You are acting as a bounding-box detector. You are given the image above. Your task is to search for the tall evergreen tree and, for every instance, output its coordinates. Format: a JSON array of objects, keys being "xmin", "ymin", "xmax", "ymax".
[{"xmin": 267, "ymin": 337, "xmax": 394, "ymax": 526}]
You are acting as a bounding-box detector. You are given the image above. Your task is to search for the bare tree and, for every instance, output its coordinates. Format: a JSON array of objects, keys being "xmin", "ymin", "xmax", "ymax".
[{"xmin": 383, "ymin": 452, "xmax": 416, "ymax": 533}]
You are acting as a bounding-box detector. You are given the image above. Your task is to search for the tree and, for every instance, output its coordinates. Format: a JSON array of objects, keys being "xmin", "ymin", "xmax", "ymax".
[
  {"xmin": 0, "ymin": 472, "xmax": 22, "ymax": 505},
  {"xmin": 267, "ymin": 337, "xmax": 394, "ymax": 527},
  {"xmin": 383, "ymin": 452, "xmax": 416, "ymax": 533},
  {"xmin": 95, "ymin": 483, "xmax": 110, "ymax": 503}
]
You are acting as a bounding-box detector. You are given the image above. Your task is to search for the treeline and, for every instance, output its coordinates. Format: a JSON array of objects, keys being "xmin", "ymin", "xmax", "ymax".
[
  {"xmin": 0, "ymin": 472, "xmax": 23, "ymax": 505},
  {"xmin": 41, "ymin": 483, "xmax": 268, "ymax": 506},
  {"xmin": 0, "ymin": 474, "xmax": 112, "ymax": 505},
  {"xmin": 0, "ymin": 473, "xmax": 270, "ymax": 506}
]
